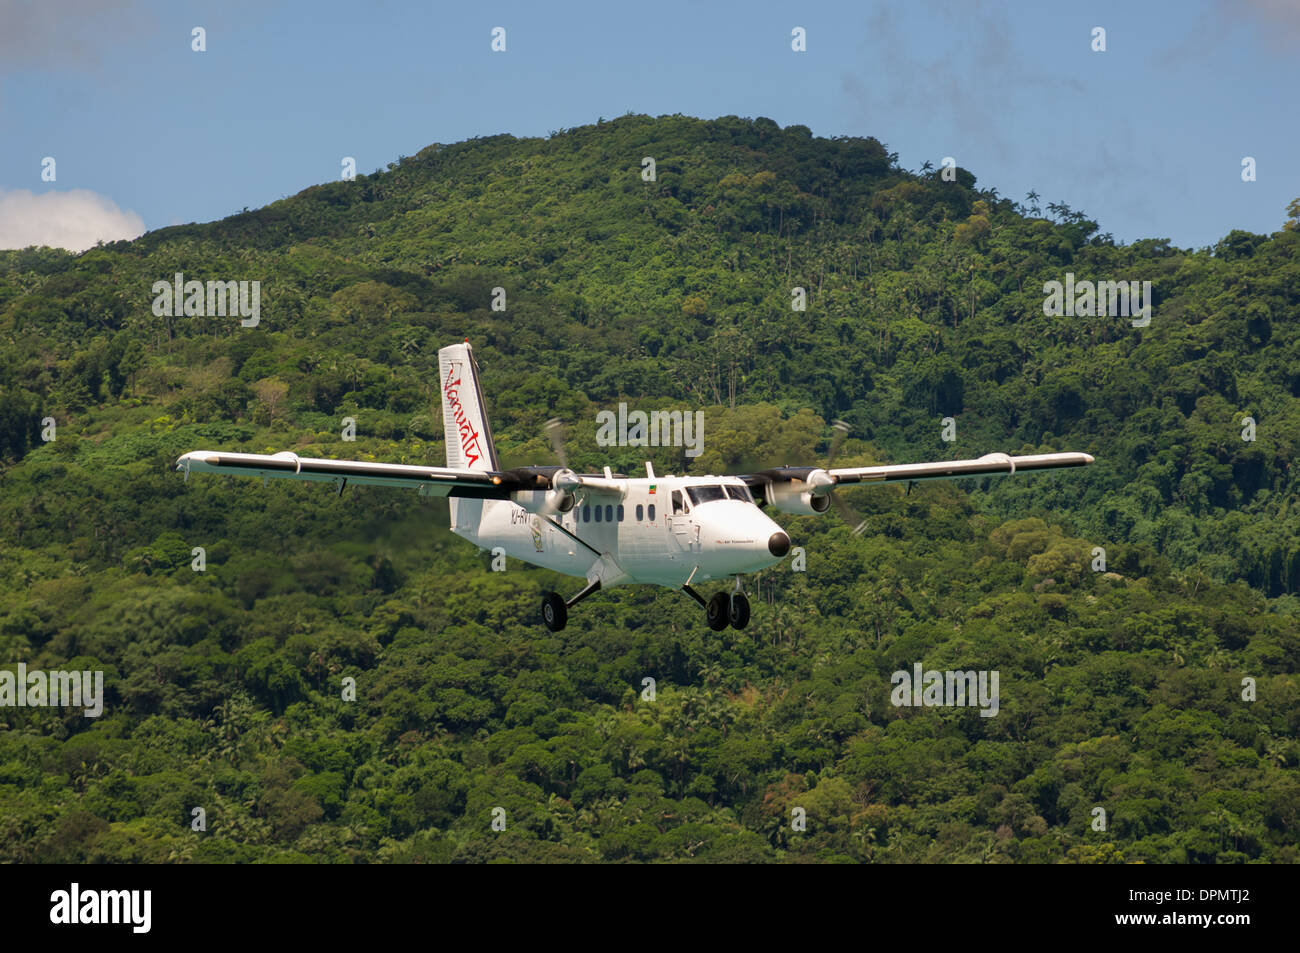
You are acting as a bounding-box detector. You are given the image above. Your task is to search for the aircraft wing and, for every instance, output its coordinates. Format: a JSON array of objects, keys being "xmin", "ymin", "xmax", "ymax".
[
  {"xmin": 740, "ymin": 451, "xmax": 1094, "ymax": 501},
  {"xmin": 828, "ymin": 451, "xmax": 1095, "ymax": 486},
  {"xmin": 175, "ymin": 450, "xmax": 514, "ymax": 498}
]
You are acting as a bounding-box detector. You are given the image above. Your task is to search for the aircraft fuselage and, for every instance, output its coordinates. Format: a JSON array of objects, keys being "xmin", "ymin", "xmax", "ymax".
[{"xmin": 452, "ymin": 474, "xmax": 789, "ymax": 588}]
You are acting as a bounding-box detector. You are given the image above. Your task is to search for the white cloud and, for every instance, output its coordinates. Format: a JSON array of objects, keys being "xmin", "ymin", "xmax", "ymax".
[{"xmin": 0, "ymin": 188, "xmax": 146, "ymax": 252}]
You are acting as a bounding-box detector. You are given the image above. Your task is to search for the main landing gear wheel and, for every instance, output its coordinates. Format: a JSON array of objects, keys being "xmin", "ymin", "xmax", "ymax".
[
  {"xmin": 542, "ymin": 592, "xmax": 568, "ymax": 632},
  {"xmin": 729, "ymin": 593, "xmax": 751, "ymax": 630},
  {"xmin": 541, "ymin": 579, "xmax": 600, "ymax": 632},
  {"xmin": 706, "ymin": 592, "xmax": 730, "ymax": 631}
]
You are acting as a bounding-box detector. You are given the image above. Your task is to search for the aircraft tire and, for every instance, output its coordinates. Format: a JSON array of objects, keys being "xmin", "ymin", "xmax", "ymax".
[
  {"xmin": 706, "ymin": 592, "xmax": 730, "ymax": 631},
  {"xmin": 542, "ymin": 592, "xmax": 568, "ymax": 631},
  {"xmin": 729, "ymin": 593, "xmax": 751, "ymax": 630}
]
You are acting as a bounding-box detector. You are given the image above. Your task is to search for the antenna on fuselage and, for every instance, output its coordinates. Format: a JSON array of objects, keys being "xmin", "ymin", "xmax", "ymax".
[{"xmin": 645, "ymin": 462, "xmax": 655, "ymax": 480}]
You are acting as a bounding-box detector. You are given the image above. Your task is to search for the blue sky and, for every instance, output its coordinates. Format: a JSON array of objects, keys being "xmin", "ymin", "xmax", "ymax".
[{"xmin": 1, "ymin": 0, "xmax": 1296, "ymax": 251}]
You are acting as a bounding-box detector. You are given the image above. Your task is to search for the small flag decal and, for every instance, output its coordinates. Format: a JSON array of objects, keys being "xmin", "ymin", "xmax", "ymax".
[{"xmin": 648, "ymin": 484, "xmax": 656, "ymax": 494}]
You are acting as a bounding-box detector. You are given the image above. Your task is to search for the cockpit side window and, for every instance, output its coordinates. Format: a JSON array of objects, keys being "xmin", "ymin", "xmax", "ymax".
[
  {"xmin": 672, "ymin": 490, "xmax": 684, "ymax": 514},
  {"xmin": 725, "ymin": 485, "xmax": 753, "ymax": 502}
]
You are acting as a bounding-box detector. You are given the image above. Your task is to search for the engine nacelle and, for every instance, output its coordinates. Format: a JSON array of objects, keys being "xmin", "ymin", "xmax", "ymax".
[{"xmin": 765, "ymin": 482, "xmax": 832, "ymax": 515}]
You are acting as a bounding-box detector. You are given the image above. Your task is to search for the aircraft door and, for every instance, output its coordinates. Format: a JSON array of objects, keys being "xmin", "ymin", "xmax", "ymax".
[{"xmin": 667, "ymin": 489, "xmax": 700, "ymax": 554}]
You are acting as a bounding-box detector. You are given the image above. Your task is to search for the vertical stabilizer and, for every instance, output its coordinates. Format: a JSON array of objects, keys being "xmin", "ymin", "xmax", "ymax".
[
  {"xmin": 439, "ymin": 341, "xmax": 499, "ymax": 536},
  {"xmin": 438, "ymin": 341, "xmax": 499, "ymax": 472}
]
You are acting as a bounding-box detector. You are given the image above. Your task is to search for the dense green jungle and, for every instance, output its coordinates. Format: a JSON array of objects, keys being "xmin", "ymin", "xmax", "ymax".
[{"xmin": 1, "ymin": 114, "xmax": 1297, "ymax": 863}]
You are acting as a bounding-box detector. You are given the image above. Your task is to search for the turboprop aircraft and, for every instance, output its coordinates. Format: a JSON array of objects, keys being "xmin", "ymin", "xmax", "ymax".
[{"xmin": 176, "ymin": 342, "xmax": 1094, "ymax": 631}]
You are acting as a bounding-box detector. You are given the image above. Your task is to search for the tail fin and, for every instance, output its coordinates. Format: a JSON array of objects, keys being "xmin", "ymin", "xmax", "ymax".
[{"xmin": 438, "ymin": 341, "xmax": 499, "ymax": 472}]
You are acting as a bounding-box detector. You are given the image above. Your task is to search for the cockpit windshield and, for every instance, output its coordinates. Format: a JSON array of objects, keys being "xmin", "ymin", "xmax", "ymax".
[
  {"xmin": 685, "ymin": 485, "xmax": 726, "ymax": 505},
  {"xmin": 686, "ymin": 484, "xmax": 751, "ymax": 505}
]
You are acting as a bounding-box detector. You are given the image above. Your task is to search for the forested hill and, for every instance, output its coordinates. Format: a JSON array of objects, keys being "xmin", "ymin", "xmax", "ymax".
[{"xmin": 1, "ymin": 114, "xmax": 1297, "ymax": 864}]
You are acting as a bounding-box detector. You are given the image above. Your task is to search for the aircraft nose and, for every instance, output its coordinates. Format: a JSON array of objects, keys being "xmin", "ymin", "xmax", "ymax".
[{"xmin": 768, "ymin": 531, "xmax": 790, "ymax": 557}]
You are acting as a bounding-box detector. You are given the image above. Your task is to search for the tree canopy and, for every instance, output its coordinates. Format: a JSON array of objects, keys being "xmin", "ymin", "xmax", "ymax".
[{"xmin": 1, "ymin": 114, "xmax": 1297, "ymax": 863}]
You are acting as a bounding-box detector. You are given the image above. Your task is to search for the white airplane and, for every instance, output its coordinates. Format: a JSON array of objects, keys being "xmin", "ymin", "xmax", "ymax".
[{"xmin": 176, "ymin": 342, "xmax": 1094, "ymax": 632}]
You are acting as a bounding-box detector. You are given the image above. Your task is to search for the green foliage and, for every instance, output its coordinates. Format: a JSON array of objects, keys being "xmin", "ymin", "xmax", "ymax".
[{"xmin": 0, "ymin": 115, "xmax": 1297, "ymax": 863}]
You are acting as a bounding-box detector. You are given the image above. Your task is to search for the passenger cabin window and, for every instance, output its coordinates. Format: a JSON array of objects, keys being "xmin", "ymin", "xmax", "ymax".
[
  {"xmin": 686, "ymin": 485, "xmax": 727, "ymax": 506},
  {"xmin": 595, "ymin": 505, "xmax": 602, "ymax": 522},
  {"xmin": 648, "ymin": 504, "xmax": 656, "ymax": 521},
  {"xmin": 725, "ymin": 485, "xmax": 752, "ymax": 502},
  {"xmin": 636, "ymin": 504, "xmax": 644, "ymax": 521},
  {"xmin": 605, "ymin": 505, "xmax": 614, "ymax": 523},
  {"xmin": 582, "ymin": 505, "xmax": 590, "ymax": 522},
  {"xmin": 617, "ymin": 504, "xmax": 625, "ymax": 521}
]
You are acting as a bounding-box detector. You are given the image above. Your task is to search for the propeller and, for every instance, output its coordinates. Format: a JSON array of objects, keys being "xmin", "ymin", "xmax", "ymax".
[
  {"xmin": 826, "ymin": 419, "xmax": 867, "ymax": 536},
  {"xmin": 540, "ymin": 418, "xmax": 577, "ymax": 517},
  {"xmin": 827, "ymin": 419, "xmax": 850, "ymax": 467},
  {"xmin": 545, "ymin": 417, "xmax": 568, "ymax": 469}
]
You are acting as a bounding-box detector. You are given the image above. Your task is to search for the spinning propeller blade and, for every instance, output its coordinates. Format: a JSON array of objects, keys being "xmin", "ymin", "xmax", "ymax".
[
  {"xmin": 827, "ymin": 420, "xmax": 867, "ymax": 535},
  {"xmin": 545, "ymin": 417, "xmax": 568, "ymax": 469}
]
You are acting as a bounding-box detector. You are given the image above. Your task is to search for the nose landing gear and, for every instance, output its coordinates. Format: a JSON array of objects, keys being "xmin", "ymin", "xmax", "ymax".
[
  {"xmin": 706, "ymin": 592, "xmax": 729, "ymax": 631},
  {"xmin": 728, "ymin": 575, "xmax": 751, "ymax": 629},
  {"xmin": 691, "ymin": 580, "xmax": 751, "ymax": 631},
  {"xmin": 728, "ymin": 591, "xmax": 751, "ymax": 629}
]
